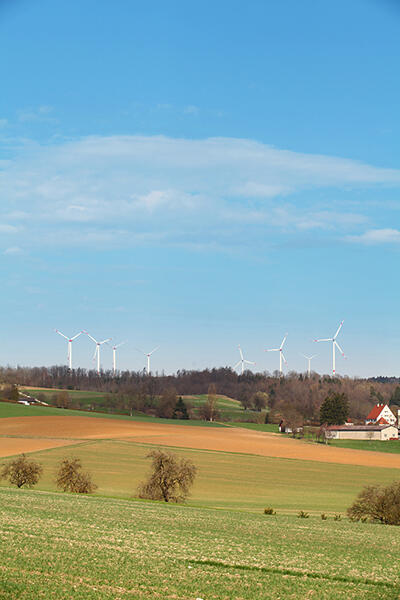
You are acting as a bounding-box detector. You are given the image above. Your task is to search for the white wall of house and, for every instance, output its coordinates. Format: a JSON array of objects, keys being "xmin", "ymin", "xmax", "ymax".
[{"xmin": 327, "ymin": 426, "xmax": 398, "ymax": 440}]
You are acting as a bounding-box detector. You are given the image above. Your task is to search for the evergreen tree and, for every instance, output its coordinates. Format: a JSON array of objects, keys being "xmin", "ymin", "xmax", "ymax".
[
  {"xmin": 173, "ymin": 397, "xmax": 189, "ymax": 420},
  {"xmin": 320, "ymin": 392, "xmax": 349, "ymax": 425}
]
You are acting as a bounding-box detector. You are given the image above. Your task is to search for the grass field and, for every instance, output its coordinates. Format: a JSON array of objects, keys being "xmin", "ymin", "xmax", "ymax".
[
  {"xmin": 24, "ymin": 387, "xmax": 261, "ymax": 422},
  {"xmin": 330, "ymin": 439, "xmax": 400, "ymax": 454},
  {"xmin": 0, "ymin": 487, "xmax": 398, "ymax": 600},
  {"xmin": 0, "ymin": 401, "xmax": 225, "ymax": 427},
  {"xmin": 1, "ymin": 436, "xmax": 399, "ymax": 513}
]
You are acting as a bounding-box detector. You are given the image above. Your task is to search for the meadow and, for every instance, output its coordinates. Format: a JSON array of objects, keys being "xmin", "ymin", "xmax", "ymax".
[
  {"xmin": 24, "ymin": 387, "xmax": 261, "ymax": 423},
  {"xmin": 0, "ymin": 487, "xmax": 398, "ymax": 600}
]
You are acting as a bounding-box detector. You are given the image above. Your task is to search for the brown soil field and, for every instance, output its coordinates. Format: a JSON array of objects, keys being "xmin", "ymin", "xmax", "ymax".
[
  {"xmin": 0, "ymin": 437, "xmax": 80, "ymax": 458},
  {"xmin": 1, "ymin": 415, "xmax": 400, "ymax": 469}
]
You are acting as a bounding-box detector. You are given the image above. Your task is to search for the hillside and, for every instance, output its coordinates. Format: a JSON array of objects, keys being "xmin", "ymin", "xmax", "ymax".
[{"xmin": 0, "ymin": 488, "xmax": 397, "ymax": 599}]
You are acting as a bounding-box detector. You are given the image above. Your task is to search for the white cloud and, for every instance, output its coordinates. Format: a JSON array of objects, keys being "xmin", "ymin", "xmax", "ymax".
[
  {"xmin": 0, "ymin": 224, "xmax": 19, "ymax": 233},
  {"xmin": 0, "ymin": 134, "xmax": 399, "ymax": 249},
  {"xmin": 4, "ymin": 246, "xmax": 23, "ymax": 255},
  {"xmin": 183, "ymin": 105, "xmax": 199, "ymax": 115},
  {"xmin": 0, "ymin": 119, "xmax": 8, "ymax": 128},
  {"xmin": 347, "ymin": 228, "xmax": 400, "ymax": 244}
]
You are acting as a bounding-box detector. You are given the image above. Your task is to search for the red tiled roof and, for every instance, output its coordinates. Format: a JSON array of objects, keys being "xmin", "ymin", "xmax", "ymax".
[
  {"xmin": 377, "ymin": 417, "xmax": 389, "ymax": 425},
  {"xmin": 366, "ymin": 404, "xmax": 386, "ymax": 420}
]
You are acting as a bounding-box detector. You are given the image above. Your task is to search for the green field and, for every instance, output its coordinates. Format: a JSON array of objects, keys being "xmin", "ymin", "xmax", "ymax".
[
  {"xmin": 330, "ymin": 439, "xmax": 400, "ymax": 454},
  {"xmin": 0, "ymin": 401, "xmax": 225, "ymax": 427},
  {"xmin": 24, "ymin": 387, "xmax": 262, "ymax": 423},
  {"xmin": 0, "ymin": 487, "xmax": 398, "ymax": 600},
  {"xmin": 1, "ymin": 437, "xmax": 399, "ymax": 513}
]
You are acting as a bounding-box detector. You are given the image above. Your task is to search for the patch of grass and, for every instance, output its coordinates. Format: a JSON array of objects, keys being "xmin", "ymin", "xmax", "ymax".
[
  {"xmin": 329, "ymin": 439, "xmax": 400, "ymax": 454},
  {"xmin": 3, "ymin": 438, "xmax": 400, "ymax": 513},
  {"xmin": 228, "ymin": 421, "xmax": 279, "ymax": 432},
  {"xmin": 0, "ymin": 488, "xmax": 398, "ymax": 599},
  {"xmin": 0, "ymin": 401, "xmax": 225, "ymax": 427}
]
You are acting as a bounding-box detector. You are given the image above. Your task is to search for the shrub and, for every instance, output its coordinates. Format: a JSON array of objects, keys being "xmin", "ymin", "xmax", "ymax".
[
  {"xmin": 333, "ymin": 514, "xmax": 342, "ymax": 521},
  {"xmin": 297, "ymin": 510, "xmax": 309, "ymax": 519},
  {"xmin": 1, "ymin": 454, "xmax": 42, "ymax": 488},
  {"xmin": 320, "ymin": 513, "xmax": 327, "ymax": 520},
  {"xmin": 56, "ymin": 457, "xmax": 97, "ymax": 494},
  {"xmin": 347, "ymin": 481, "xmax": 400, "ymax": 525},
  {"xmin": 264, "ymin": 507, "xmax": 276, "ymax": 515},
  {"xmin": 137, "ymin": 449, "xmax": 196, "ymax": 503}
]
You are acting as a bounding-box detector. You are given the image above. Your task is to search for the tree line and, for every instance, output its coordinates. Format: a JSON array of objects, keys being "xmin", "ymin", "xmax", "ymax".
[{"xmin": 1, "ymin": 365, "xmax": 400, "ymax": 424}]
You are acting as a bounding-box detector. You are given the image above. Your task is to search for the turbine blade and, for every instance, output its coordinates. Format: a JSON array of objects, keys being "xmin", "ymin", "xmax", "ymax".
[
  {"xmin": 149, "ymin": 346, "xmax": 159, "ymax": 355},
  {"xmin": 99, "ymin": 338, "xmax": 112, "ymax": 345},
  {"xmin": 244, "ymin": 360, "xmax": 255, "ymax": 365},
  {"xmin": 70, "ymin": 332, "xmax": 82, "ymax": 341},
  {"xmin": 333, "ymin": 320, "xmax": 344, "ymax": 339},
  {"xmin": 280, "ymin": 333, "xmax": 288, "ymax": 349},
  {"xmin": 233, "ymin": 361, "xmax": 241, "ymax": 369},
  {"xmin": 314, "ymin": 338, "xmax": 332, "ymax": 342},
  {"xmin": 335, "ymin": 341, "xmax": 346, "ymax": 357},
  {"xmin": 55, "ymin": 330, "xmax": 68, "ymax": 340},
  {"xmin": 265, "ymin": 348, "xmax": 279, "ymax": 352},
  {"xmin": 238, "ymin": 345, "xmax": 244, "ymax": 360},
  {"xmin": 281, "ymin": 353, "xmax": 287, "ymax": 364},
  {"xmin": 85, "ymin": 332, "xmax": 98, "ymax": 344}
]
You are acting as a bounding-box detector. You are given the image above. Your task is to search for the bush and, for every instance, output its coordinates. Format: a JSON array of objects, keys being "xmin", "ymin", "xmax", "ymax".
[
  {"xmin": 1, "ymin": 454, "xmax": 42, "ymax": 488},
  {"xmin": 320, "ymin": 513, "xmax": 327, "ymax": 520},
  {"xmin": 56, "ymin": 457, "xmax": 97, "ymax": 494},
  {"xmin": 297, "ymin": 510, "xmax": 309, "ymax": 519},
  {"xmin": 347, "ymin": 481, "xmax": 400, "ymax": 525},
  {"xmin": 264, "ymin": 507, "xmax": 276, "ymax": 515},
  {"xmin": 333, "ymin": 513, "xmax": 342, "ymax": 521},
  {"xmin": 137, "ymin": 449, "xmax": 196, "ymax": 503}
]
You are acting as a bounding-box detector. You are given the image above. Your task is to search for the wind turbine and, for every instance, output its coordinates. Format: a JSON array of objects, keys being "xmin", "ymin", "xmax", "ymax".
[
  {"xmin": 111, "ymin": 342, "xmax": 125, "ymax": 375},
  {"xmin": 300, "ymin": 354, "xmax": 317, "ymax": 377},
  {"xmin": 233, "ymin": 345, "xmax": 255, "ymax": 375},
  {"xmin": 265, "ymin": 333, "xmax": 288, "ymax": 375},
  {"xmin": 314, "ymin": 320, "xmax": 346, "ymax": 376},
  {"xmin": 137, "ymin": 347, "xmax": 159, "ymax": 375},
  {"xmin": 55, "ymin": 330, "xmax": 82, "ymax": 370},
  {"xmin": 83, "ymin": 331, "xmax": 111, "ymax": 374}
]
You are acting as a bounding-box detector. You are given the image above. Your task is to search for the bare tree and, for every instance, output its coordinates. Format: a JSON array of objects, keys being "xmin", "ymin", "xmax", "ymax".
[
  {"xmin": 199, "ymin": 384, "xmax": 220, "ymax": 421},
  {"xmin": 137, "ymin": 449, "xmax": 196, "ymax": 502},
  {"xmin": 1, "ymin": 454, "xmax": 42, "ymax": 488},
  {"xmin": 56, "ymin": 457, "xmax": 97, "ymax": 494}
]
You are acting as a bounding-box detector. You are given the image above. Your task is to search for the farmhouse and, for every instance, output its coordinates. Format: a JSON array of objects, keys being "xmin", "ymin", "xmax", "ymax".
[
  {"xmin": 326, "ymin": 424, "xmax": 398, "ymax": 441},
  {"xmin": 365, "ymin": 403, "xmax": 397, "ymax": 426}
]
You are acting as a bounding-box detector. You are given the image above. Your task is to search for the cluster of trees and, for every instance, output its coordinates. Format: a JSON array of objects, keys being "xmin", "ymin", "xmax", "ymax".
[
  {"xmin": 1, "ymin": 449, "xmax": 197, "ymax": 504},
  {"xmin": 1, "ymin": 455, "xmax": 96, "ymax": 494},
  {"xmin": 2, "ymin": 365, "xmax": 400, "ymax": 425}
]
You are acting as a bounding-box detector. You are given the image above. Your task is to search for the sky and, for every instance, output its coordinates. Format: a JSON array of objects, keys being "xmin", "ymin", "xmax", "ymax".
[{"xmin": 0, "ymin": 0, "xmax": 400, "ymax": 376}]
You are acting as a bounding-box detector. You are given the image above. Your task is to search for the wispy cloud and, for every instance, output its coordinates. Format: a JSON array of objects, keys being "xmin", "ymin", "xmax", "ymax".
[
  {"xmin": 17, "ymin": 105, "xmax": 56, "ymax": 123},
  {"xmin": 347, "ymin": 228, "xmax": 400, "ymax": 244},
  {"xmin": 0, "ymin": 134, "xmax": 399, "ymax": 250}
]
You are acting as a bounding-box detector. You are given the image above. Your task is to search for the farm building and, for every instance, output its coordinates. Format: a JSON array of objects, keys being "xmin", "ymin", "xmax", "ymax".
[
  {"xmin": 326, "ymin": 424, "xmax": 398, "ymax": 441},
  {"xmin": 365, "ymin": 403, "xmax": 397, "ymax": 426}
]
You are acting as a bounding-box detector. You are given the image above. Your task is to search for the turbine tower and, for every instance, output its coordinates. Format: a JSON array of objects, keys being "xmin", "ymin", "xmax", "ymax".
[
  {"xmin": 84, "ymin": 331, "xmax": 111, "ymax": 374},
  {"xmin": 265, "ymin": 334, "xmax": 288, "ymax": 375},
  {"xmin": 137, "ymin": 347, "xmax": 159, "ymax": 375},
  {"xmin": 314, "ymin": 320, "xmax": 345, "ymax": 376},
  {"xmin": 300, "ymin": 354, "xmax": 317, "ymax": 377},
  {"xmin": 112, "ymin": 342, "xmax": 125, "ymax": 375},
  {"xmin": 55, "ymin": 330, "xmax": 82, "ymax": 370},
  {"xmin": 233, "ymin": 345, "xmax": 255, "ymax": 375}
]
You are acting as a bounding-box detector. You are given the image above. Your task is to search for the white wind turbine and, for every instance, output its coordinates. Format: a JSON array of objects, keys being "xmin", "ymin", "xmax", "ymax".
[
  {"xmin": 55, "ymin": 330, "xmax": 82, "ymax": 370},
  {"xmin": 137, "ymin": 347, "xmax": 159, "ymax": 375},
  {"xmin": 111, "ymin": 342, "xmax": 125, "ymax": 375},
  {"xmin": 300, "ymin": 354, "xmax": 317, "ymax": 377},
  {"xmin": 83, "ymin": 331, "xmax": 111, "ymax": 374},
  {"xmin": 233, "ymin": 345, "xmax": 255, "ymax": 375},
  {"xmin": 314, "ymin": 320, "xmax": 346, "ymax": 376},
  {"xmin": 265, "ymin": 333, "xmax": 288, "ymax": 375}
]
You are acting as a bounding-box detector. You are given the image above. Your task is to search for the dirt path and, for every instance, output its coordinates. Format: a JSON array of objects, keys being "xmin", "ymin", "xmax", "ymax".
[{"xmin": 1, "ymin": 416, "xmax": 400, "ymax": 468}]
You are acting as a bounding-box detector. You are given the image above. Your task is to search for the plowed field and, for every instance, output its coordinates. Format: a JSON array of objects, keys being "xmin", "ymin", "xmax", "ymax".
[{"xmin": 1, "ymin": 415, "xmax": 400, "ymax": 468}]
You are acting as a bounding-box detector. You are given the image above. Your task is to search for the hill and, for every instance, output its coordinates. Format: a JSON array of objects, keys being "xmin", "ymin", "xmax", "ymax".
[{"xmin": 0, "ymin": 488, "xmax": 397, "ymax": 599}]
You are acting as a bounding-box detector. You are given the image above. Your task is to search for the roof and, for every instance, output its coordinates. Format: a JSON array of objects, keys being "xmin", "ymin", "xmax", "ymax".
[
  {"xmin": 377, "ymin": 417, "xmax": 389, "ymax": 425},
  {"xmin": 366, "ymin": 403, "xmax": 388, "ymax": 421},
  {"xmin": 326, "ymin": 424, "xmax": 395, "ymax": 431}
]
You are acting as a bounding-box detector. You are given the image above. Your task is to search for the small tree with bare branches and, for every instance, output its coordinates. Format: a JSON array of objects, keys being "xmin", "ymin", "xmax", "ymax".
[
  {"xmin": 137, "ymin": 449, "xmax": 196, "ymax": 502},
  {"xmin": 1, "ymin": 454, "xmax": 42, "ymax": 488},
  {"xmin": 56, "ymin": 457, "xmax": 97, "ymax": 494}
]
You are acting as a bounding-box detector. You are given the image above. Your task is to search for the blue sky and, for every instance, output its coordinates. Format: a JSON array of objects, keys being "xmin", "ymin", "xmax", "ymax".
[{"xmin": 0, "ymin": 0, "xmax": 400, "ymax": 376}]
